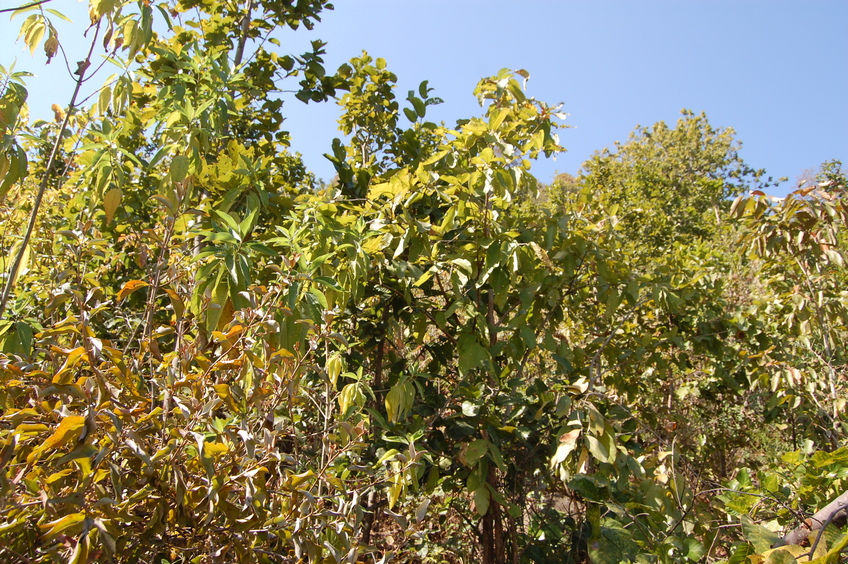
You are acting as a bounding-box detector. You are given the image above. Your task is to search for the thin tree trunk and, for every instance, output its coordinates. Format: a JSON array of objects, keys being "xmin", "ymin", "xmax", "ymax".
[
  {"xmin": 233, "ymin": 0, "xmax": 253, "ymax": 68},
  {"xmin": 0, "ymin": 26, "xmax": 100, "ymax": 320},
  {"xmin": 481, "ymin": 467, "xmax": 506, "ymax": 564}
]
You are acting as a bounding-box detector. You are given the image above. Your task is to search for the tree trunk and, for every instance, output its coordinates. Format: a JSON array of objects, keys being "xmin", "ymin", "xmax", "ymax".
[{"xmin": 481, "ymin": 468, "xmax": 506, "ymax": 564}]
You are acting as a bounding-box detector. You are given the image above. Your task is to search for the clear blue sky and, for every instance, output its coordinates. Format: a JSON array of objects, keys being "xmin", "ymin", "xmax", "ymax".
[{"xmin": 3, "ymin": 1, "xmax": 846, "ymax": 195}]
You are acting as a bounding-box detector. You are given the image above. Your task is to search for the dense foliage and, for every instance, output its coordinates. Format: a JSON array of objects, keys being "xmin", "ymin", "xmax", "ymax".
[{"xmin": 1, "ymin": 2, "xmax": 846, "ymax": 563}]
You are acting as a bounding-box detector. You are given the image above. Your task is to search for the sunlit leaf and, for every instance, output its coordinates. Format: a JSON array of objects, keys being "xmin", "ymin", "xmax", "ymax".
[
  {"xmin": 103, "ymin": 186, "xmax": 122, "ymax": 224},
  {"xmin": 117, "ymin": 280, "xmax": 149, "ymax": 301}
]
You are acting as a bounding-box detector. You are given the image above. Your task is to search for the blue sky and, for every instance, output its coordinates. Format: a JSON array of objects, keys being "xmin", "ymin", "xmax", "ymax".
[{"xmin": 3, "ymin": 1, "xmax": 846, "ymax": 195}]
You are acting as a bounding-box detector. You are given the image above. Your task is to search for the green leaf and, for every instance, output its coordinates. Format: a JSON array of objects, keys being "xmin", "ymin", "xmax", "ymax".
[
  {"xmin": 14, "ymin": 321, "xmax": 33, "ymax": 356},
  {"xmin": 461, "ymin": 401, "xmax": 480, "ymax": 417},
  {"xmin": 736, "ymin": 467, "xmax": 752, "ymax": 487},
  {"xmin": 309, "ymin": 287, "xmax": 327, "ymax": 309},
  {"xmin": 414, "ymin": 499, "xmax": 430, "ymax": 524},
  {"xmin": 240, "ymin": 204, "xmax": 259, "ymax": 236},
  {"xmin": 170, "ymin": 155, "xmax": 189, "ymax": 183},
  {"xmin": 0, "ymin": 145, "xmax": 27, "ymax": 200},
  {"xmin": 465, "ymin": 439, "xmax": 488, "ymax": 465},
  {"xmin": 759, "ymin": 471, "xmax": 780, "ymax": 494},
  {"xmin": 587, "ymin": 520, "xmax": 639, "ymax": 564},
  {"xmin": 684, "ymin": 538, "xmax": 706, "ymax": 562},
  {"xmin": 409, "ymin": 95, "xmax": 425, "ymax": 118},
  {"xmin": 457, "ymin": 333, "xmax": 489, "ymax": 374},
  {"xmin": 520, "ymin": 326, "xmax": 536, "ymax": 348},
  {"xmin": 376, "ymin": 449, "xmax": 400, "ymax": 465},
  {"xmin": 205, "ymin": 271, "xmax": 230, "ymax": 333},
  {"xmin": 150, "ymin": 193, "xmax": 177, "ymax": 216},
  {"xmin": 586, "ymin": 433, "xmax": 612, "ymax": 463},
  {"xmin": 313, "ymin": 276, "xmax": 343, "ymax": 291},
  {"xmin": 727, "ymin": 543, "xmax": 753, "ymax": 564},
  {"xmin": 473, "ymin": 486, "xmax": 490, "ymax": 516},
  {"xmin": 488, "ymin": 441, "xmax": 506, "ymax": 472},
  {"xmin": 466, "ymin": 461, "xmax": 486, "ymax": 491},
  {"xmin": 215, "ymin": 210, "xmax": 242, "ymax": 238},
  {"xmin": 45, "ymin": 8, "xmax": 72, "ymax": 22},
  {"xmin": 569, "ymin": 474, "xmax": 603, "ymax": 502},
  {"xmin": 741, "ymin": 516, "xmax": 780, "ymax": 553}
]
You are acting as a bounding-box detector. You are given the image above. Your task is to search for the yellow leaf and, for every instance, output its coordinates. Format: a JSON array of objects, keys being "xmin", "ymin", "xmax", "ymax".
[
  {"xmin": 361, "ymin": 235, "xmax": 385, "ymax": 254},
  {"xmin": 39, "ymin": 512, "xmax": 85, "ymax": 539},
  {"xmin": 203, "ymin": 441, "xmax": 228, "ymax": 458},
  {"xmin": 44, "ymin": 33, "xmax": 58, "ymax": 63},
  {"xmin": 103, "ymin": 186, "xmax": 122, "ymax": 225},
  {"xmin": 2, "ymin": 239, "xmax": 31, "ymax": 288},
  {"xmin": 271, "ymin": 348, "xmax": 294, "ymax": 360},
  {"xmin": 89, "ymin": 0, "xmax": 117, "ymax": 24},
  {"xmin": 46, "ymin": 469, "xmax": 75, "ymax": 484},
  {"xmin": 326, "ymin": 353, "xmax": 343, "ymax": 387},
  {"xmin": 761, "ymin": 544, "xmax": 810, "ymax": 562},
  {"xmin": 135, "ymin": 407, "xmax": 163, "ymax": 425},
  {"xmin": 211, "ymin": 331, "xmax": 227, "ymax": 342},
  {"xmin": 42, "ymin": 416, "xmax": 86, "ymax": 451},
  {"xmin": 13, "ymin": 423, "xmax": 49, "ymax": 435},
  {"xmin": 97, "ymin": 85, "xmax": 111, "ymax": 115},
  {"xmin": 51, "ymin": 346, "xmax": 87, "ymax": 384},
  {"xmin": 388, "ymin": 470, "xmax": 404, "ymax": 509},
  {"xmin": 284, "ymin": 470, "xmax": 314, "ymax": 489},
  {"xmin": 164, "ymin": 288, "xmax": 185, "ymax": 317},
  {"xmin": 551, "ymin": 428, "xmax": 582, "ymax": 467},
  {"xmin": 385, "ymin": 381, "xmax": 415, "ymax": 423},
  {"xmin": 68, "ymin": 532, "xmax": 90, "ymax": 564},
  {"xmin": 22, "ymin": 17, "xmax": 45, "ymax": 56},
  {"xmin": 225, "ymin": 324, "xmax": 244, "ymax": 338},
  {"xmin": 117, "ymin": 280, "xmax": 149, "ymax": 301}
]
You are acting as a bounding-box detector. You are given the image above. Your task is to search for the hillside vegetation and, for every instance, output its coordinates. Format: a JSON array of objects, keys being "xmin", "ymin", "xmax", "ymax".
[{"xmin": 1, "ymin": 2, "xmax": 846, "ymax": 563}]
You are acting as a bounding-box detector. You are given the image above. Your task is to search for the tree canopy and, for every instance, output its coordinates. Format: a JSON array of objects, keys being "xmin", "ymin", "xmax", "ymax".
[{"xmin": 576, "ymin": 110, "xmax": 769, "ymax": 257}]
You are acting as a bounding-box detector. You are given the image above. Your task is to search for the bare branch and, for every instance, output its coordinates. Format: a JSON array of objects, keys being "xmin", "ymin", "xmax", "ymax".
[{"xmin": 0, "ymin": 0, "xmax": 52, "ymax": 14}]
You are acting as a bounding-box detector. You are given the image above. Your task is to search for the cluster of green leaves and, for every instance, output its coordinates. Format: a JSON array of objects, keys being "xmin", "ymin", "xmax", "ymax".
[
  {"xmin": 577, "ymin": 110, "xmax": 771, "ymax": 260},
  {"xmin": 0, "ymin": 63, "xmax": 30, "ymax": 200},
  {"xmin": 0, "ymin": 1, "xmax": 847, "ymax": 563}
]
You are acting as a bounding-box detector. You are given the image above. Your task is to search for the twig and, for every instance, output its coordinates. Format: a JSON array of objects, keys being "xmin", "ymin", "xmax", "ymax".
[{"xmin": 0, "ymin": 0, "xmax": 51, "ymax": 14}]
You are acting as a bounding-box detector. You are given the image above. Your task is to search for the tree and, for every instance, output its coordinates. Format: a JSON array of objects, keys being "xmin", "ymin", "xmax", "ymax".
[
  {"xmin": 577, "ymin": 109, "xmax": 767, "ymax": 258},
  {"xmin": 731, "ymin": 160, "xmax": 848, "ymax": 446}
]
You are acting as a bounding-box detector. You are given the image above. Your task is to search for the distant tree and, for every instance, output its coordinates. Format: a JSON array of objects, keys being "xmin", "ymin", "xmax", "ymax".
[{"xmin": 578, "ymin": 110, "xmax": 767, "ymax": 258}]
